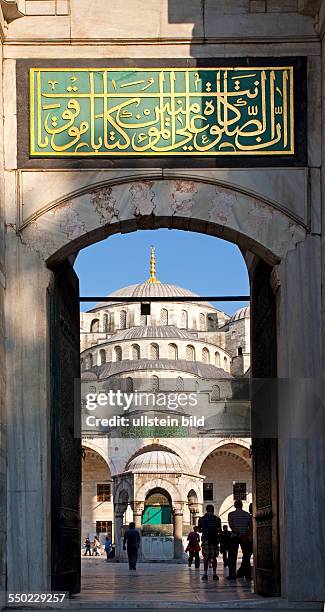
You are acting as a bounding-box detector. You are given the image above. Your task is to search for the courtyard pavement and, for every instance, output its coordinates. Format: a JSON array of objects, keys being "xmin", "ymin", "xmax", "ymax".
[{"xmin": 77, "ymin": 557, "xmax": 258, "ymax": 606}]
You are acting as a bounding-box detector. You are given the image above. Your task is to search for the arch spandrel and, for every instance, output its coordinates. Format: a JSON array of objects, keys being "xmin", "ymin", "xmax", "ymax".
[
  {"xmin": 135, "ymin": 478, "xmax": 183, "ymax": 505},
  {"xmin": 18, "ymin": 178, "xmax": 306, "ymax": 266}
]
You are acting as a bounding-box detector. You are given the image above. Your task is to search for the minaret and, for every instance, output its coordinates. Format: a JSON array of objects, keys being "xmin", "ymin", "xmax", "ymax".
[{"xmin": 148, "ymin": 245, "xmax": 160, "ymax": 284}]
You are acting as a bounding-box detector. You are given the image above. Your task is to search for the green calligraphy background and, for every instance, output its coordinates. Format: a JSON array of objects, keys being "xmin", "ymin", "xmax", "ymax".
[{"xmin": 30, "ymin": 67, "xmax": 294, "ymax": 156}]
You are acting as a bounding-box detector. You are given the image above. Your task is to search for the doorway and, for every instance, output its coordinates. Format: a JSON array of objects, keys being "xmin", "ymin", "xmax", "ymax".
[{"xmin": 49, "ymin": 222, "xmax": 279, "ymax": 602}]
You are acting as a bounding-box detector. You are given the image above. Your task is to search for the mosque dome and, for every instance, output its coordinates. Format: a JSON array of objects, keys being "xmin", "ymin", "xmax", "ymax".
[
  {"xmin": 90, "ymin": 282, "xmax": 211, "ymax": 309},
  {"xmin": 88, "ymin": 246, "xmax": 214, "ymax": 310},
  {"xmin": 230, "ymin": 306, "xmax": 250, "ymax": 322},
  {"xmin": 126, "ymin": 450, "xmax": 188, "ymax": 474}
]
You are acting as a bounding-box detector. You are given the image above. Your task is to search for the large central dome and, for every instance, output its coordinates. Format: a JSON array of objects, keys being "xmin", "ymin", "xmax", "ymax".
[
  {"xmin": 92, "ymin": 281, "xmax": 202, "ymax": 310},
  {"xmin": 89, "ymin": 246, "xmax": 214, "ymax": 310}
]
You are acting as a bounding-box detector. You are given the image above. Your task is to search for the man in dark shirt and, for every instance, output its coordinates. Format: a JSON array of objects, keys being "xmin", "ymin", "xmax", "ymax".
[
  {"xmin": 198, "ymin": 504, "xmax": 222, "ymax": 581},
  {"xmin": 123, "ymin": 522, "xmax": 141, "ymax": 570}
]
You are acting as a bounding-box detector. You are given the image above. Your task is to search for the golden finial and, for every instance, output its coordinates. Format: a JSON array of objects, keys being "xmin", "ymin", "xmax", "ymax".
[{"xmin": 148, "ymin": 245, "xmax": 159, "ymax": 284}]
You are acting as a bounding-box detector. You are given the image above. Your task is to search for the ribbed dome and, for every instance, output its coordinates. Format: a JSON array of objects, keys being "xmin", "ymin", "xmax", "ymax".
[
  {"xmin": 126, "ymin": 450, "xmax": 188, "ymax": 474},
  {"xmin": 89, "ymin": 282, "xmax": 212, "ymax": 310},
  {"xmin": 230, "ymin": 306, "xmax": 250, "ymax": 322}
]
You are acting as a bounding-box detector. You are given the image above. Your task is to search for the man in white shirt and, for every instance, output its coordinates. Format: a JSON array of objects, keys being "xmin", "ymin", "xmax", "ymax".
[{"xmin": 227, "ymin": 500, "xmax": 252, "ymax": 580}]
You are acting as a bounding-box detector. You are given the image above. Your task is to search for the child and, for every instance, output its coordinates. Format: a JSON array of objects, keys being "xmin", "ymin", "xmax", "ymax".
[
  {"xmin": 104, "ymin": 536, "xmax": 112, "ymax": 561},
  {"xmin": 185, "ymin": 525, "xmax": 201, "ymax": 568}
]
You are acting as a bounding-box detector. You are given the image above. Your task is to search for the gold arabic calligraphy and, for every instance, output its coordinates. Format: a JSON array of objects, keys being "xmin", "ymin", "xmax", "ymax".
[{"xmin": 30, "ymin": 67, "xmax": 294, "ymax": 156}]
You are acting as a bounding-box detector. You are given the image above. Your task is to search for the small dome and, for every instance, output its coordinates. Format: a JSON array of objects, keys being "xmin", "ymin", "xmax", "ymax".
[
  {"xmin": 230, "ymin": 306, "xmax": 250, "ymax": 322},
  {"xmin": 126, "ymin": 450, "xmax": 188, "ymax": 474}
]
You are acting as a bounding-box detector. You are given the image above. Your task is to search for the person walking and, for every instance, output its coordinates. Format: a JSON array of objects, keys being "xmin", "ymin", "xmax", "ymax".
[
  {"xmin": 84, "ymin": 537, "xmax": 92, "ymax": 556},
  {"xmin": 185, "ymin": 525, "xmax": 201, "ymax": 568},
  {"xmin": 123, "ymin": 522, "xmax": 141, "ymax": 570},
  {"xmin": 236, "ymin": 502, "xmax": 253, "ymax": 579},
  {"xmin": 220, "ymin": 525, "xmax": 231, "ymax": 568},
  {"xmin": 93, "ymin": 535, "xmax": 101, "ymax": 556},
  {"xmin": 198, "ymin": 504, "xmax": 221, "ymax": 582},
  {"xmin": 227, "ymin": 500, "xmax": 252, "ymax": 580},
  {"xmin": 104, "ymin": 535, "xmax": 112, "ymax": 562}
]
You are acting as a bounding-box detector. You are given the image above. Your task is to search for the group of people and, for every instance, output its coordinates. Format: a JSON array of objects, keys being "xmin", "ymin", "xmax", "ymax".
[
  {"xmin": 85, "ymin": 499, "xmax": 253, "ymax": 579},
  {"xmin": 186, "ymin": 500, "xmax": 253, "ymax": 582},
  {"xmin": 84, "ymin": 535, "xmax": 113, "ymax": 561}
]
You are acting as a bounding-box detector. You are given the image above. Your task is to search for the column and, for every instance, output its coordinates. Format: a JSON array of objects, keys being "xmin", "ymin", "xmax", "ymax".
[
  {"xmin": 133, "ymin": 502, "xmax": 144, "ymax": 530},
  {"xmin": 173, "ymin": 507, "xmax": 183, "ymax": 560},
  {"xmin": 114, "ymin": 511, "xmax": 124, "ymax": 559}
]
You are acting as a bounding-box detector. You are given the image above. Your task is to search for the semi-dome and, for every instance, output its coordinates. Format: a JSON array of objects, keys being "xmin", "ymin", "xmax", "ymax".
[
  {"xmin": 107, "ymin": 325, "xmax": 198, "ymax": 342},
  {"xmin": 126, "ymin": 450, "xmax": 188, "ymax": 474},
  {"xmin": 83, "ymin": 359, "xmax": 233, "ymax": 379},
  {"xmin": 230, "ymin": 306, "xmax": 250, "ymax": 322}
]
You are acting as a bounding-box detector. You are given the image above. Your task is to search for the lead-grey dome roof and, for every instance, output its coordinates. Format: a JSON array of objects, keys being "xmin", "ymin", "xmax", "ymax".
[
  {"xmin": 125, "ymin": 450, "xmax": 189, "ymax": 474},
  {"xmin": 230, "ymin": 306, "xmax": 250, "ymax": 322},
  {"xmin": 81, "ymin": 359, "xmax": 232, "ymax": 380},
  {"xmin": 88, "ymin": 281, "xmax": 214, "ymax": 310},
  {"xmin": 108, "ymin": 325, "xmax": 198, "ymax": 342}
]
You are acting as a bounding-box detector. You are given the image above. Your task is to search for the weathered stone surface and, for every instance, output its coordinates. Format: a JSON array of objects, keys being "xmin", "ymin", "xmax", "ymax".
[
  {"xmin": 267, "ymin": 0, "xmax": 298, "ymax": 11},
  {"xmin": 25, "ymin": 1, "xmax": 55, "ymax": 16}
]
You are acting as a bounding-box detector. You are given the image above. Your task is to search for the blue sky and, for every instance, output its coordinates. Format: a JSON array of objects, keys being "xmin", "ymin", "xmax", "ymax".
[{"xmin": 75, "ymin": 229, "xmax": 249, "ymax": 316}]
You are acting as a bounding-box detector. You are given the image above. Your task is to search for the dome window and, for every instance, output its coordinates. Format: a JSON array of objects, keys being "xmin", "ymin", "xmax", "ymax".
[
  {"xmin": 151, "ymin": 375, "xmax": 159, "ymax": 392},
  {"xmin": 223, "ymin": 356, "xmax": 228, "ymax": 371},
  {"xmin": 211, "ymin": 385, "xmax": 220, "ymax": 401},
  {"xmin": 160, "ymin": 308, "xmax": 168, "ymax": 326},
  {"xmin": 114, "ymin": 346, "xmax": 122, "ymax": 362},
  {"xmin": 99, "ymin": 349, "xmax": 106, "ymax": 365},
  {"xmin": 132, "ymin": 344, "xmax": 140, "ymax": 360},
  {"xmin": 90, "ymin": 318, "xmax": 99, "ymax": 333},
  {"xmin": 181, "ymin": 310, "xmax": 188, "ymax": 329},
  {"xmin": 186, "ymin": 345, "xmax": 195, "ymax": 361},
  {"xmin": 215, "ymin": 351, "xmax": 221, "ymax": 367},
  {"xmin": 199, "ymin": 313, "xmax": 206, "ymax": 331},
  {"xmin": 125, "ymin": 377, "xmax": 133, "ymax": 393},
  {"xmin": 176, "ymin": 376, "xmax": 184, "ymax": 392},
  {"xmin": 168, "ymin": 343, "xmax": 178, "ymax": 360},
  {"xmin": 150, "ymin": 343, "xmax": 159, "ymax": 360},
  {"xmin": 202, "ymin": 347, "xmax": 210, "ymax": 364},
  {"xmin": 119, "ymin": 310, "xmax": 127, "ymax": 329},
  {"xmin": 86, "ymin": 353, "xmax": 93, "ymax": 369}
]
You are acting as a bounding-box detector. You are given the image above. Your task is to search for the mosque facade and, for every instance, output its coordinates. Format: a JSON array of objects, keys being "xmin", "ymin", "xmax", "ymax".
[{"xmin": 80, "ymin": 248, "xmax": 251, "ymax": 561}]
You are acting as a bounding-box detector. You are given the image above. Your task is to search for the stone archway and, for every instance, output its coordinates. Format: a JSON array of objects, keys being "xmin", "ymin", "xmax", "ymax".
[
  {"xmin": 18, "ymin": 177, "xmax": 305, "ymax": 265},
  {"xmin": 200, "ymin": 443, "xmax": 252, "ymax": 523},
  {"xmin": 6, "ymin": 175, "xmax": 323, "ymax": 601},
  {"xmin": 81, "ymin": 446, "xmax": 113, "ymax": 543}
]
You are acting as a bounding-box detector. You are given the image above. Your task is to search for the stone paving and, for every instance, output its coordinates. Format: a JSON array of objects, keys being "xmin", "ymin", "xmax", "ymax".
[{"xmin": 77, "ymin": 557, "xmax": 258, "ymax": 605}]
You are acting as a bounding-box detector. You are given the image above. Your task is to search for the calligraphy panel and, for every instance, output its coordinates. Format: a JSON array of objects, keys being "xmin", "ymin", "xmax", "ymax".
[{"xmin": 29, "ymin": 67, "xmax": 294, "ymax": 157}]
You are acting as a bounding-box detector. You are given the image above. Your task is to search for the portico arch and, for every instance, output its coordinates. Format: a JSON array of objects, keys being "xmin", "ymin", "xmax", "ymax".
[{"xmin": 194, "ymin": 438, "xmax": 251, "ymax": 473}]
